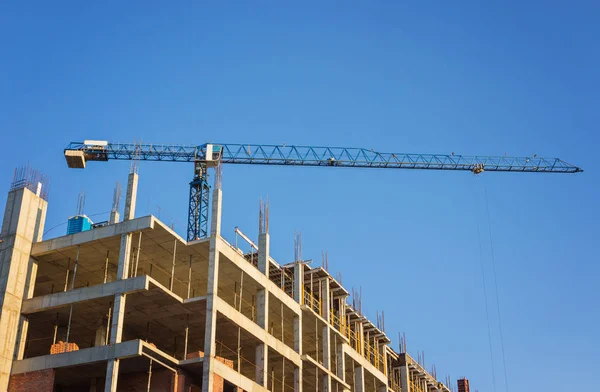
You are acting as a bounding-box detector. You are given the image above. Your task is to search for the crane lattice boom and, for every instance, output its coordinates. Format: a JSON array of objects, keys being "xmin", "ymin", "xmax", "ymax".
[
  {"xmin": 65, "ymin": 141, "xmax": 582, "ymax": 173},
  {"xmin": 64, "ymin": 140, "xmax": 582, "ymax": 241}
]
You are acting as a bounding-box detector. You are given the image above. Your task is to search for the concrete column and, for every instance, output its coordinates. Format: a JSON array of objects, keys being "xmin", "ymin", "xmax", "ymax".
[
  {"xmin": 108, "ymin": 294, "xmax": 126, "ymax": 344},
  {"xmin": 321, "ymin": 278, "xmax": 330, "ymax": 322},
  {"xmin": 109, "ymin": 210, "xmax": 120, "ymax": 225},
  {"xmin": 360, "ymin": 323, "xmax": 365, "ymax": 357},
  {"xmin": 354, "ymin": 365, "xmax": 365, "ymax": 392},
  {"xmin": 94, "ymin": 324, "xmax": 107, "ymax": 347},
  {"xmin": 322, "ymin": 327, "xmax": 331, "ymax": 391},
  {"xmin": 105, "ymin": 173, "xmax": 137, "ymax": 392},
  {"xmin": 210, "ymin": 187, "xmax": 222, "ymax": 236},
  {"xmin": 104, "ymin": 257, "xmax": 130, "ymax": 391},
  {"xmin": 339, "ymin": 296, "xmax": 347, "ymax": 323},
  {"xmin": 400, "ymin": 365, "xmax": 410, "ymax": 392},
  {"xmin": 255, "ymin": 344, "xmax": 268, "ymax": 386},
  {"xmin": 0, "ymin": 185, "xmax": 47, "ymax": 390},
  {"xmin": 122, "ymin": 172, "xmax": 138, "ymax": 221},
  {"xmin": 104, "ymin": 360, "xmax": 119, "ymax": 392},
  {"xmin": 257, "ymin": 289, "xmax": 268, "ymax": 329},
  {"xmin": 257, "ymin": 232, "xmax": 269, "ymax": 330},
  {"xmin": 355, "ymin": 322, "xmax": 365, "ymax": 356},
  {"xmin": 293, "ymin": 311, "xmax": 303, "ymax": 391},
  {"xmin": 15, "ymin": 256, "xmax": 39, "ymax": 360},
  {"xmin": 258, "ymin": 233, "xmax": 269, "ymax": 275},
  {"xmin": 201, "ymin": 237, "xmax": 220, "ymax": 392},
  {"xmin": 321, "ymin": 278, "xmax": 332, "ymax": 391},
  {"xmin": 322, "ymin": 326, "xmax": 331, "ymax": 369},
  {"xmin": 294, "ymin": 314, "xmax": 302, "ymax": 354},
  {"xmin": 107, "ymin": 229, "xmax": 132, "ymax": 345},
  {"xmin": 294, "ymin": 366, "xmax": 302, "ymax": 392},
  {"xmin": 380, "ymin": 343, "xmax": 388, "ymax": 375},
  {"xmin": 323, "ymin": 374, "xmax": 331, "ymax": 392},
  {"xmin": 336, "ymin": 340, "xmax": 345, "ymax": 380},
  {"xmin": 14, "ymin": 317, "xmax": 29, "ymax": 360},
  {"xmin": 293, "ymin": 263, "xmax": 303, "ymax": 304},
  {"xmin": 89, "ymin": 378, "xmax": 99, "ymax": 392}
]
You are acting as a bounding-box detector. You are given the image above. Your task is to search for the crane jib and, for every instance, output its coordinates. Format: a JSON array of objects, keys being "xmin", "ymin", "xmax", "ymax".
[
  {"xmin": 63, "ymin": 140, "xmax": 582, "ymax": 240},
  {"xmin": 64, "ymin": 141, "xmax": 583, "ymax": 174}
]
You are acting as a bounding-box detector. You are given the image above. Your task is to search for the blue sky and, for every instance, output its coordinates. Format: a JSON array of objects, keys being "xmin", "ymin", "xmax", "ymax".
[{"xmin": 1, "ymin": 1, "xmax": 598, "ymax": 390}]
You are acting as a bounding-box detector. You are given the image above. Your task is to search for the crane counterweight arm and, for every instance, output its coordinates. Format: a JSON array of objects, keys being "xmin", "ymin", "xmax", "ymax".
[{"xmin": 65, "ymin": 141, "xmax": 583, "ymax": 174}]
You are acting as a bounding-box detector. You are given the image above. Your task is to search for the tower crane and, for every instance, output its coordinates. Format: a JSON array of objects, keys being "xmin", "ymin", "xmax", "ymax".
[{"xmin": 64, "ymin": 140, "xmax": 582, "ymax": 241}]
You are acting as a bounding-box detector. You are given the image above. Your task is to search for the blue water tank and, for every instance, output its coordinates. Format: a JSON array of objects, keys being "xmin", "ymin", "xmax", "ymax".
[{"xmin": 67, "ymin": 215, "xmax": 93, "ymax": 235}]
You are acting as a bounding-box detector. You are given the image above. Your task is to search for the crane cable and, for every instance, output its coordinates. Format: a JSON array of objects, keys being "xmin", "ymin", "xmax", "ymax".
[
  {"xmin": 484, "ymin": 187, "xmax": 510, "ymax": 392},
  {"xmin": 476, "ymin": 194, "xmax": 498, "ymax": 392}
]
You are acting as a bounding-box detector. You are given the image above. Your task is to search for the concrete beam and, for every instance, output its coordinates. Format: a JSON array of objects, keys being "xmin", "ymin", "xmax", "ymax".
[
  {"xmin": 217, "ymin": 237, "xmax": 301, "ymax": 314},
  {"xmin": 343, "ymin": 343, "xmax": 387, "ymax": 385},
  {"xmin": 11, "ymin": 340, "xmax": 142, "ymax": 374},
  {"xmin": 140, "ymin": 340, "xmax": 179, "ymax": 369},
  {"xmin": 214, "ymin": 296, "xmax": 301, "ymax": 367},
  {"xmin": 31, "ymin": 216, "xmax": 154, "ymax": 256},
  {"xmin": 212, "ymin": 357, "xmax": 268, "ymax": 392},
  {"xmin": 301, "ymin": 306, "xmax": 348, "ymax": 344},
  {"xmin": 302, "ymin": 355, "xmax": 350, "ymax": 391},
  {"xmin": 21, "ymin": 275, "xmax": 148, "ymax": 314}
]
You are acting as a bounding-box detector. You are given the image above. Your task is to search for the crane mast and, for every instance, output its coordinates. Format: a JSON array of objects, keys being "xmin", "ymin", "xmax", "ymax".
[{"xmin": 64, "ymin": 140, "xmax": 583, "ymax": 240}]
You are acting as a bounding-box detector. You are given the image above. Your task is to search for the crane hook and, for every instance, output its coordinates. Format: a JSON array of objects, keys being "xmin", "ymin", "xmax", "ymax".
[{"xmin": 473, "ymin": 163, "xmax": 485, "ymax": 174}]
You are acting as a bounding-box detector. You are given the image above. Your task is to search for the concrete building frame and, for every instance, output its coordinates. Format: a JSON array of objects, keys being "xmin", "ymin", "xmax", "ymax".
[{"xmin": 0, "ymin": 170, "xmax": 453, "ymax": 392}]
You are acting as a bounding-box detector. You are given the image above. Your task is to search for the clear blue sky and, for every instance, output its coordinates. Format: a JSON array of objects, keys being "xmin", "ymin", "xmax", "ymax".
[{"xmin": 1, "ymin": 1, "xmax": 598, "ymax": 390}]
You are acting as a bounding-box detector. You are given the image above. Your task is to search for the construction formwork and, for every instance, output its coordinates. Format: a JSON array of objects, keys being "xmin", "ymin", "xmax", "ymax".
[{"xmin": 0, "ymin": 169, "xmax": 454, "ymax": 392}]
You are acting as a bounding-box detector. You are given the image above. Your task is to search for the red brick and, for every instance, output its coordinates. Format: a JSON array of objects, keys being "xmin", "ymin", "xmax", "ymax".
[
  {"xmin": 50, "ymin": 340, "xmax": 79, "ymax": 354},
  {"xmin": 186, "ymin": 350, "xmax": 205, "ymax": 360},
  {"xmin": 8, "ymin": 369, "xmax": 55, "ymax": 392}
]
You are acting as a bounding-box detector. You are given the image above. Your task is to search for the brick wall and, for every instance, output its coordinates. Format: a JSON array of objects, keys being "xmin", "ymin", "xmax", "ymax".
[
  {"xmin": 116, "ymin": 368, "xmax": 204, "ymax": 392},
  {"xmin": 213, "ymin": 374, "xmax": 241, "ymax": 392},
  {"xmin": 185, "ymin": 351, "xmax": 241, "ymax": 392},
  {"xmin": 457, "ymin": 378, "xmax": 470, "ymax": 392},
  {"xmin": 118, "ymin": 368, "xmax": 175, "ymax": 392},
  {"xmin": 8, "ymin": 366, "xmax": 240, "ymax": 392},
  {"xmin": 8, "ymin": 369, "xmax": 55, "ymax": 392}
]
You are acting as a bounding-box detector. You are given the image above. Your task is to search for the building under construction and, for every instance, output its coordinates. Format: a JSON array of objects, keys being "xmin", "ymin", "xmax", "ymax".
[{"xmin": 0, "ymin": 163, "xmax": 465, "ymax": 392}]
